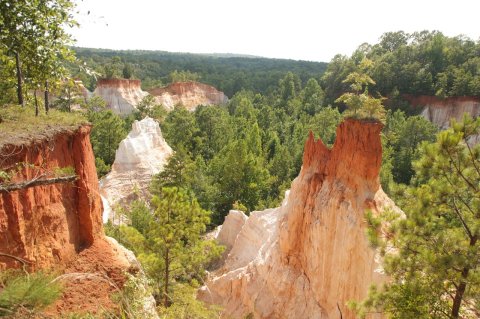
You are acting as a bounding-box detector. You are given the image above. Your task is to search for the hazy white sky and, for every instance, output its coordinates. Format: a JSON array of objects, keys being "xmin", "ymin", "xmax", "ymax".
[{"xmin": 70, "ymin": 0, "xmax": 479, "ymax": 62}]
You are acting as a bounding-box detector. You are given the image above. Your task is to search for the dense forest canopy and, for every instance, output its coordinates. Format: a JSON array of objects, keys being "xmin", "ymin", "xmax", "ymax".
[
  {"xmin": 322, "ymin": 31, "xmax": 480, "ymax": 105},
  {"xmin": 71, "ymin": 47, "xmax": 328, "ymax": 96}
]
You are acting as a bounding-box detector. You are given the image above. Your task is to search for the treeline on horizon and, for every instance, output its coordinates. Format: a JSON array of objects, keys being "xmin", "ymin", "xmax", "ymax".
[
  {"xmin": 71, "ymin": 30, "xmax": 480, "ymax": 105},
  {"xmin": 323, "ymin": 30, "xmax": 480, "ymax": 105},
  {"xmin": 72, "ymin": 47, "xmax": 328, "ymax": 97}
]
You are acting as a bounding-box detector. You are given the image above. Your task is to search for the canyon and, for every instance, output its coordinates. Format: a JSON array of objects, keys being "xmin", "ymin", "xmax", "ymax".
[{"xmin": 200, "ymin": 119, "xmax": 398, "ymax": 319}]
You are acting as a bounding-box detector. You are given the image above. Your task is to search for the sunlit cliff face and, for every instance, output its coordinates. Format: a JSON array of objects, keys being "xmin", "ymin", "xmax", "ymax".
[
  {"xmin": 94, "ymin": 78, "xmax": 148, "ymax": 115},
  {"xmin": 200, "ymin": 119, "xmax": 397, "ymax": 319},
  {"xmin": 149, "ymin": 81, "xmax": 228, "ymax": 111}
]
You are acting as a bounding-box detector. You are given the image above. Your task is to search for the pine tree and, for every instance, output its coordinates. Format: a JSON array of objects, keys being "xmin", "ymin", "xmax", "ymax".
[
  {"xmin": 148, "ymin": 187, "xmax": 222, "ymax": 307},
  {"xmin": 360, "ymin": 114, "xmax": 480, "ymax": 318}
]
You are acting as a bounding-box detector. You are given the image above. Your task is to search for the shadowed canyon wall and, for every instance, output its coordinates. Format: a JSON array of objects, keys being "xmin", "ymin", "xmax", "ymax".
[{"xmin": 0, "ymin": 126, "xmax": 102, "ymax": 269}]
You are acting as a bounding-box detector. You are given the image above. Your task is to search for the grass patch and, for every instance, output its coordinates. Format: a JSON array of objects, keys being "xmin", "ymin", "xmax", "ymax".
[{"xmin": 0, "ymin": 105, "xmax": 88, "ymax": 146}]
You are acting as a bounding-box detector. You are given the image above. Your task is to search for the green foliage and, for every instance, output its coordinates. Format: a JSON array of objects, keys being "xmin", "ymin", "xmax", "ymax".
[
  {"xmin": 323, "ymin": 31, "xmax": 480, "ymax": 105},
  {"xmin": 382, "ymin": 110, "xmax": 438, "ymax": 186},
  {"xmin": 107, "ymin": 190, "xmax": 223, "ymax": 310},
  {"xmin": 209, "ymin": 140, "xmax": 270, "ymax": 221},
  {"xmin": 0, "ymin": 0, "xmax": 77, "ymax": 106},
  {"xmin": 162, "ymin": 107, "xmax": 198, "ymax": 152},
  {"xmin": 72, "ymin": 47, "xmax": 327, "ymax": 97},
  {"xmin": 122, "ymin": 63, "xmax": 134, "ymax": 79},
  {"xmin": 104, "ymin": 56, "xmax": 122, "ymax": 79},
  {"xmin": 335, "ymin": 58, "xmax": 386, "ymax": 122},
  {"xmin": 94, "ymin": 157, "xmax": 111, "ymax": 178},
  {"xmin": 364, "ymin": 210, "xmax": 382, "ymax": 248},
  {"xmin": 151, "ymin": 150, "xmax": 191, "ymax": 191},
  {"xmin": 148, "ymin": 187, "xmax": 223, "ymax": 305},
  {"xmin": 52, "ymin": 80, "xmax": 86, "ymax": 112},
  {"xmin": 87, "ymin": 100, "xmax": 128, "ymax": 167},
  {"xmin": 301, "ymin": 78, "xmax": 325, "ymax": 115},
  {"xmin": 169, "ymin": 70, "xmax": 200, "ymax": 83},
  {"xmin": 359, "ymin": 114, "xmax": 480, "ymax": 318},
  {"xmin": 0, "ymin": 270, "xmax": 63, "ymax": 316},
  {"xmin": 157, "ymin": 283, "xmax": 222, "ymax": 319},
  {"xmin": 53, "ymin": 166, "xmax": 75, "ymax": 177},
  {"xmin": 135, "ymin": 95, "xmax": 167, "ymax": 123}
]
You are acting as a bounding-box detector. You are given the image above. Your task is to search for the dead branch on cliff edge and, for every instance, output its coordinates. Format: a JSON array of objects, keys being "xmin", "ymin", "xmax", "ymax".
[{"xmin": 0, "ymin": 175, "xmax": 77, "ymax": 193}]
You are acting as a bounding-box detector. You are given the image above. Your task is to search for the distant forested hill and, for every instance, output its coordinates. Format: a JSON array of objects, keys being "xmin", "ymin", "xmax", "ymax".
[
  {"xmin": 72, "ymin": 47, "xmax": 328, "ymax": 96},
  {"xmin": 321, "ymin": 31, "xmax": 480, "ymax": 106}
]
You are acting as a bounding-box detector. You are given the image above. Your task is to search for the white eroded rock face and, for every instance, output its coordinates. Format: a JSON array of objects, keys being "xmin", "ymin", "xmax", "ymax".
[
  {"xmin": 421, "ymin": 99, "xmax": 480, "ymax": 129},
  {"xmin": 404, "ymin": 95, "xmax": 480, "ymax": 129},
  {"xmin": 199, "ymin": 119, "xmax": 396, "ymax": 319},
  {"xmin": 100, "ymin": 117, "xmax": 172, "ymax": 220},
  {"xmin": 94, "ymin": 78, "xmax": 148, "ymax": 115},
  {"xmin": 149, "ymin": 81, "xmax": 228, "ymax": 112},
  {"xmin": 216, "ymin": 210, "xmax": 248, "ymax": 253}
]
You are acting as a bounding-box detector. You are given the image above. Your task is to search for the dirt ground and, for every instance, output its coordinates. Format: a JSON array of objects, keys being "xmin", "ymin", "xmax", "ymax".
[{"xmin": 41, "ymin": 238, "xmax": 135, "ymax": 318}]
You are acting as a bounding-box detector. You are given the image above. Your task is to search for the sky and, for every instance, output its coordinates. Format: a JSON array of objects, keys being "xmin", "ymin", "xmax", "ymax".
[{"xmin": 70, "ymin": 0, "xmax": 480, "ymax": 62}]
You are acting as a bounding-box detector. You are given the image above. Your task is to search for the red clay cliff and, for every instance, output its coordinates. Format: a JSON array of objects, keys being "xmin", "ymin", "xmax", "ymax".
[
  {"xmin": 0, "ymin": 126, "xmax": 102, "ymax": 269},
  {"xmin": 0, "ymin": 125, "xmax": 141, "ymax": 316}
]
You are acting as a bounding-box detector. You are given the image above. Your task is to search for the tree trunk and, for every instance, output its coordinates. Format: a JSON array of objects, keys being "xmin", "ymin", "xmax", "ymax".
[
  {"xmin": 34, "ymin": 90, "xmax": 39, "ymax": 116},
  {"xmin": 15, "ymin": 51, "xmax": 24, "ymax": 107},
  {"xmin": 44, "ymin": 80, "xmax": 49, "ymax": 114},
  {"xmin": 451, "ymin": 270, "xmax": 468, "ymax": 318},
  {"xmin": 451, "ymin": 236, "xmax": 477, "ymax": 318},
  {"xmin": 164, "ymin": 248, "xmax": 170, "ymax": 307}
]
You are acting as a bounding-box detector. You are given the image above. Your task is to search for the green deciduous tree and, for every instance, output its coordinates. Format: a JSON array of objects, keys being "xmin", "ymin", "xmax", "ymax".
[
  {"xmin": 122, "ymin": 62, "xmax": 134, "ymax": 79},
  {"xmin": 169, "ymin": 70, "xmax": 200, "ymax": 83},
  {"xmin": 335, "ymin": 58, "xmax": 386, "ymax": 122},
  {"xmin": 382, "ymin": 110, "xmax": 438, "ymax": 185},
  {"xmin": 0, "ymin": 0, "xmax": 77, "ymax": 109}
]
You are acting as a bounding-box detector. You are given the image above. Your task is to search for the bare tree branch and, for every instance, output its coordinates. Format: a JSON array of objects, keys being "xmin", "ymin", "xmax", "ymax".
[{"xmin": 0, "ymin": 175, "xmax": 76, "ymax": 192}]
